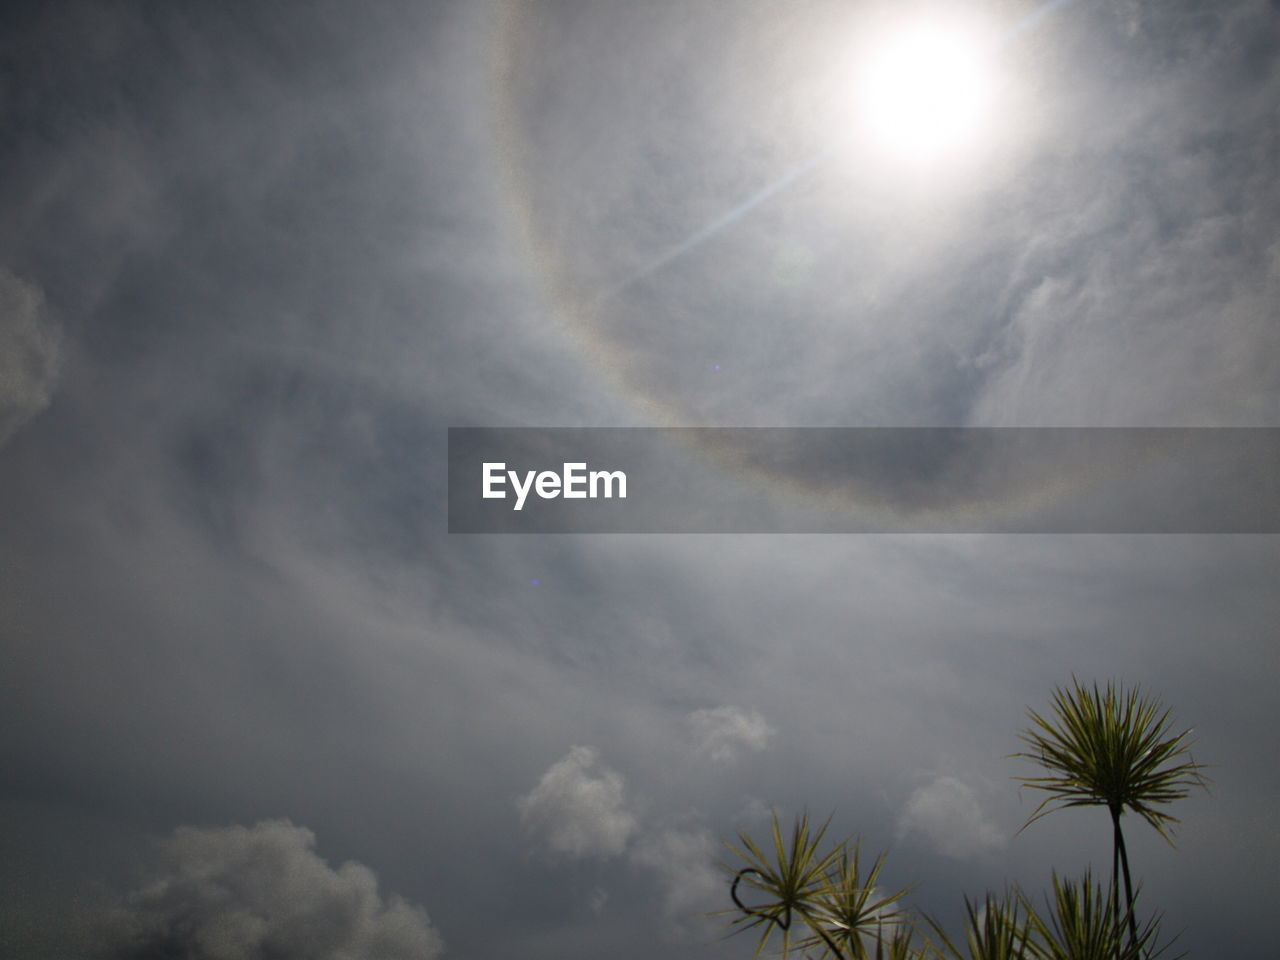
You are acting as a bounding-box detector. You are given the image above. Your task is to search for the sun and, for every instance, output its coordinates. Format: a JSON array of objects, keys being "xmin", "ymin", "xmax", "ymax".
[{"xmin": 855, "ymin": 20, "xmax": 996, "ymax": 163}]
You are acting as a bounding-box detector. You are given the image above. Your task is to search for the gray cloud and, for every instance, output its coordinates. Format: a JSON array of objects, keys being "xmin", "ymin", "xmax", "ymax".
[
  {"xmin": 687, "ymin": 705, "xmax": 775, "ymax": 765},
  {"xmin": 896, "ymin": 776, "xmax": 1006, "ymax": 860},
  {"xmin": 1, "ymin": 2, "xmax": 1277, "ymax": 958},
  {"xmin": 517, "ymin": 746, "xmax": 639, "ymax": 860},
  {"xmin": 588, "ymin": 887, "xmax": 609, "ymax": 915},
  {"xmin": 0, "ymin": 269, "xmax": 59, "ymax": 445},
  {"xmin": 628, "ymin": 822, "xmax": 722, "ymax": 923},
  {"xmin": 94, "ymin": 820, "xmax": 443, "ymax": 960}
]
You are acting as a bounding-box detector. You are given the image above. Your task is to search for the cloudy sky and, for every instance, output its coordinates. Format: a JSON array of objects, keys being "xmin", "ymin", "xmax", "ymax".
[{"xmin": 1, "ymin": 1, "xmax": 1277, "ymax": 957}]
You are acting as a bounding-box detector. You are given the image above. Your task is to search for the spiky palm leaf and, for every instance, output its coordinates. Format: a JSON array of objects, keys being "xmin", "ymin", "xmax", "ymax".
[
  {"xmin": 798, "ymin": 841, "xmax": 913, "ymax": 959},
  {"xmin": 925, "ymin": 888, "xmax": 1032, "ymax": 960},
  {"xmin": 1023, "ymin": 871, "xmax": 1166, "ymax": 960},
  {"xmin": 1012, "ymin": 679, "xmax": 1208, "ymax": 841},
  {"xmin": 1014, "ymin": 679, "xmax": 1208, "ymax": 948},
  {"xmin": 880, "ymin": 921, "xmax": 924, "ymax": 960},
  {"xmin": 722, "ymin": 810, "xmax": 845, "ymax": 958}
]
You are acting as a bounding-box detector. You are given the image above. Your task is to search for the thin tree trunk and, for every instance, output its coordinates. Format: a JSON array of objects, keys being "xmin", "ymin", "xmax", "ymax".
[
  {"xmin": 1110, "ymin": 804, "xmax": 1121, "ymax": 958},
  {"xmin": 1111, "ymin": 805, "xmax": 1139, "ymax": 950}
]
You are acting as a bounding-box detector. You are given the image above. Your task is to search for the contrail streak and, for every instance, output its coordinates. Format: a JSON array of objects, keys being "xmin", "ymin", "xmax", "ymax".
[{"xmin": 599, "ymin": 147, "xmax": 833, "ymax": 303}]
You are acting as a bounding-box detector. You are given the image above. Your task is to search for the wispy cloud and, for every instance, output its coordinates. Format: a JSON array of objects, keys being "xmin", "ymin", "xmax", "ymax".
[
  {"xmin": 588, "ymin": 886, "xmax": 609, "ymax": 915},
  {"xmin": 0, "ymin": 269, "xmax": 59, "ymax": 446},
  {"xmin": 687, "ymin": 705, "xmax": 775, "ymax": 765}
]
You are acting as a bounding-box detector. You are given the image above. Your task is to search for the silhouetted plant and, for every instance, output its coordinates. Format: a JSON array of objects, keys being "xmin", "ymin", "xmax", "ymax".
[
  {"xmin": 722, "ymin": 680, "xmax": 1205, "ymax": 959},
  {"xmin": 798, "ymin": 841, "xmax": 914, "ymax": 959},
  {"xmin": 1023, "ymin": 871, "xmax": 1167, "ymax": 960},
  {"xmin": 1012, "ymin": 679, "xmax": 1208, "ymax": 946},
  {"xmin": 723, "ymin": 810, "xmax": 911, "ymax": 959},
  {"xmin": 924, "ymin": 888, "xmax": 1032, "ymax": 960}
]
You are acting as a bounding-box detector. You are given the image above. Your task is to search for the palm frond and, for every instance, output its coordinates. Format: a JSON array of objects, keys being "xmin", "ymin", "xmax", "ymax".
[
  {"xmin": 925, "ymin": 888, "xmax": 1032, "ymax": 960},
  {"xmin": 721, "ymin": 810, "xmax": 844, "ymax": 958},
  {"xmin": 796, "ymin": 841, "xmax": 913, "ymax": 959},
  {"xmin": 1023, "ymin": 870, "xmax": 1166, "ymax": 960},
  {"xmin": 1011, "ymin": 679, "xmax": 1209, "ymax": 841}
]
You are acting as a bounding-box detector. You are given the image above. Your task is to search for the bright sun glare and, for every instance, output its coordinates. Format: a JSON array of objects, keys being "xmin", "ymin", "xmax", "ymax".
[{"xmin": 856, "ymin": 20, "xmax": 995, "ymax": 163}]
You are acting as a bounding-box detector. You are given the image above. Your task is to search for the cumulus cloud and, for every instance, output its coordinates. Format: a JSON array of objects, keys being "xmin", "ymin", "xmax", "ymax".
[
  {"xmin": 0, "ymin": 269, "xmax": 60, "ymax": 445},
  {"xmin": 895, "ymin": 776, "xmax": 1005, "ymax": 860},
  {"xmin": 628, "ymin": 823, "xmax": 722, "ymax": 921},
  {"xmin": 517, "ymin": 745, "xmax": 638, "ymax": 860},
  {"xmin": 687, "ymin": 705, "xmax": 775, "ymax": 764},
  {"xmin": 95, "ymin": 820, "xmax": 443, "ymax": 960}
]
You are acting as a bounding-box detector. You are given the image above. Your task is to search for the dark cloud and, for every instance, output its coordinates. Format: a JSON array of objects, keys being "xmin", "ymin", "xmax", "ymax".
[{"xmin": 94, "ymin": 820, "xmax": 442, "ymax": 960}]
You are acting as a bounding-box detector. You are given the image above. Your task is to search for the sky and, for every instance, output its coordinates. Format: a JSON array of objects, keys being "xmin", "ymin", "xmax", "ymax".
[{"xmin": 0, "ymin": 0, "xmax": 1277, "ymax": 957}]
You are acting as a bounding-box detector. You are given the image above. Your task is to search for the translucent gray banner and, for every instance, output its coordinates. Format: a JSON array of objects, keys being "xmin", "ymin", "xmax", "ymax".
[{"xmin": 447, "ymin": 428, "xmax": 1280, "ymax": 533}]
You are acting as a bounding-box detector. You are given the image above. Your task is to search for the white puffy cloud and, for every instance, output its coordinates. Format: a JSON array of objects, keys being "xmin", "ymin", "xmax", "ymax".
[
  {"xmin": 687, "ymin": 706, "xmax": 775, "ymax": 765},
  {"xmin": 517, "ymin": 745, "xmax": 638, "ymax": 860},
  {"xmin": 0, "ymin": 269, "xmax": 60, "ymax": 445},
  {"xmin": 94, "ymin": 819, "xmax": 443, "ymax": 960},
  {"xmin": 895, "ymin": 776, "xmax": 1005, "ymax": 860}
]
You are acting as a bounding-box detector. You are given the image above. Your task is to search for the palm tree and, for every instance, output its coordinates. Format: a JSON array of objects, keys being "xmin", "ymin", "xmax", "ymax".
[
  {"xmin": 799, "ymin": 840, "xmax": 914, "ymax": 959},
  {"xmin": 924, "ymin": 888, "xmax": 1032, "ymax": 960},
  {"xmin": 723, "ymin": 810, "xmax": 844, "ymax": 958},
  {"xmin": 1012, "ymin": 679, "xmax": 1208, "ymax": 949},
  {"xmin": 722, "ymin": 810, "xmax": 913, "ymax": 959},
  {"xmin": 1023, "ymin": 870, "xmax": 1164, "ymax": 960}
]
